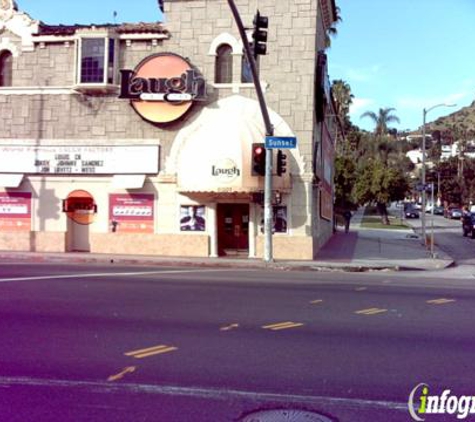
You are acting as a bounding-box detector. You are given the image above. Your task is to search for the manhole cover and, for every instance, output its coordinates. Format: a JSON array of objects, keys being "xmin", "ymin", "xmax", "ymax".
[{"xmin": 241, "ymin": 409, "xmax": 334, "ymax": 422}]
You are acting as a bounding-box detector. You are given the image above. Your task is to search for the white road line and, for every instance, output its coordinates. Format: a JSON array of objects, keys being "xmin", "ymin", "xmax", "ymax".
[
  {"xmin": 0, "ymin": 376, "xmax": 408, "ymax": 412},
  {"xmin": 0, "ymin": 269, "xmax": 237, "ymax": 283}
]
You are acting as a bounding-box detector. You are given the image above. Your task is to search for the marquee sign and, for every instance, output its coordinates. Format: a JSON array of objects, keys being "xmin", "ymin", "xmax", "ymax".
[
  {"xmin": 0, "ymin": 145, "xmax": 159, "ymax": 174},
  {"xmin": 119, "ymin": 53, "xmax": 206, "ymax": 124}
]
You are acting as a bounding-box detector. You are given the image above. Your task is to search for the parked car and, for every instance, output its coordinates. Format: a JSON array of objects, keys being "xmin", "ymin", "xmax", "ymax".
[
  {"xmin": 449, "ymin": 208, "xmax": 463, "ymax": 219},
  {"xmin": 462, "ymin": 213, "xmax": 475, "ymax": 238},
  {"xmin": 433, "ymin": 206, "xmax": 444, "ymax": 215},
  {"xmin": 444, "ymin": 206, "xmax": 460, "ymax": 218},
  {"xmin": 405, "ymin": 208, "xmax": 420, "ymax": 219}
]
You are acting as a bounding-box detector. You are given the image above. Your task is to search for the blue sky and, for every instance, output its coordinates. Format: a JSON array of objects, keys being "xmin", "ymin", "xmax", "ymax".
[
  {"xmin": 327, "ymin": 0, "xmax": 475, "ymax": 131},
  {"xmin": 17, "ymin": 0, "xmax": 475, "ymax": 132}
]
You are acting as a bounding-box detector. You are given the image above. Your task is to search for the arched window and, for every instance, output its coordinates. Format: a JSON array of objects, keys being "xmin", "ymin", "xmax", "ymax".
[
  {"xmin": 215, "ymin": 44, "xmax": 232, "ymax": 84},
  {"xmin": 0, "ymin": 50, "xmax": 13, "ymax": 87}
]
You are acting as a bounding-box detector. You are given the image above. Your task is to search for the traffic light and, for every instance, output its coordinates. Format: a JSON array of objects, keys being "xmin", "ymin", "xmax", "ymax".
[
  {"xmin": 252, "ymin": 10, "xmax": 268, "ymax": 59},
  {"xmin": 276, "ymin": 149, "xmax": 287, "ymax": 176},
  {"xmin": 252, "ymin": 143, "xmax": 266, "ymax": 176}
]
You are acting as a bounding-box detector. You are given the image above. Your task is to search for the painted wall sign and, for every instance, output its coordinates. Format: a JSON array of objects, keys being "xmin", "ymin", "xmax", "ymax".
[
  {"xmin": 119, "ymin": 53, "xmax": 206, "ymax": 124},
  {"xmin": 0, "ymin": 192, "xmax": 31, "ymax": 231},
  {"xmin": 0, "ymin": 145, "xmax": 159, "ymax": 174},
  {"xmin": 211, "ymin": 158, "xmax": 240, "ymax": 183},
  {"xmin": 109, "ymin": 193, "xmax": 154, "ymax": 233}
]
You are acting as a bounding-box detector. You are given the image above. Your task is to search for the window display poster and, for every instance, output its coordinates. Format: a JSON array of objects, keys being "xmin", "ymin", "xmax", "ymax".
[
  {"xmin": 320, "ymin": 189, "xmax": 333, "ymax": 221},
  {"xmin": 180, "ymin": 205, "xmax": 206, "ymax": 231},
  {"xmin": 0, "ymin": 192, "xmax": 31, "ymax": 231},
  {"xmin": 109, "ymin": 194, "xmax": 154, "ymax": 233},
  {"xmin": 260, "ymin": 206, "xmax": 288, "ymax": 233},
  {"xmin": 320, "ymin": 123, "xmax": 334, "ymax": 221}
]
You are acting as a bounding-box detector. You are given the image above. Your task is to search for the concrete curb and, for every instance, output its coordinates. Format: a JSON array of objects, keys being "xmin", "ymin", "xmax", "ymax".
[{"xmin": 0, "ymin": 251, "xmax": 454, "ymax": 273}]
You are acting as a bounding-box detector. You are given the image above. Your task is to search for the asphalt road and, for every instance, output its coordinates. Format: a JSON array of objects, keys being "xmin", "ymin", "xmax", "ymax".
[{"xmin": 0, "ymin": 262, "xmax": 474, "ymax": 422}]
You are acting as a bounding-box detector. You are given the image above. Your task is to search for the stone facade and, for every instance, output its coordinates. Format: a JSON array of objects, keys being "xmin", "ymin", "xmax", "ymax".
[{"xmin": 0, "ymin": 0, "xmax": 339, "ymax": 260}]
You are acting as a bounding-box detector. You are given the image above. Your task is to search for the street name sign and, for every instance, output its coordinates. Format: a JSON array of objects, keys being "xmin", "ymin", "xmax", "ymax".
[
  {"xmin": 415, "ymin": 183, "xmax": 433, "ymax": 192},
  {"xmin": 265, "ymin": 136, "xmax": 297, "ymax": 149}
]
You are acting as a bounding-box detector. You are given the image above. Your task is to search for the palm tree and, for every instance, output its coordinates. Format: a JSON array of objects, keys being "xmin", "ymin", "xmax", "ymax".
[
  {"xmin": 325, "ymin": 6, "xmax": 342, "ymax": 48},
  {"xmin": 360, "ymin": 107, "xmax": 400, "ymax": 137},
  {"xmin": 331, "ymin": 79, "xmax": 353, "ymax": 121}
]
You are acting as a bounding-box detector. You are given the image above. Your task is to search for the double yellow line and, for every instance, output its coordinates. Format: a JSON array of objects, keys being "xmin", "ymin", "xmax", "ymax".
[
  {"xmin": 262, "ymin": 321, "xmax": 304, "ymax": 331},
  {"xmin": 125, "ymin": 344, "xmax": 178, "ymax": 359}
]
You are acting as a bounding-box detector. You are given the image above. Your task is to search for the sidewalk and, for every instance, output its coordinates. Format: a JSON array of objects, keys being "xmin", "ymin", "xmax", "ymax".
[
  {"xmin": 314, "ymin": 208, "xmax": 454, "ymax": 271},
  {"xmin": 0, "ymin": 208, "xmax": 454, "ymax": 272}
]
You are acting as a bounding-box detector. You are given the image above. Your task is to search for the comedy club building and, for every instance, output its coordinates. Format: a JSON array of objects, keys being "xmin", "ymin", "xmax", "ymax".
[{"xmin": 0, "ymin": 0, "xmax": 339, "ymax": 260}]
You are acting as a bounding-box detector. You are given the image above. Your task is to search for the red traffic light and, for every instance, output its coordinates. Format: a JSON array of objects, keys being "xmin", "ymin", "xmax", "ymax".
[{"xmin": 252, "ymin": 143, "xmax": 266, "ymax": 176}]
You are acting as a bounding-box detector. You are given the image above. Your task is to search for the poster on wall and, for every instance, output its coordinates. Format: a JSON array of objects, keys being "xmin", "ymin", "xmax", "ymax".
[
  {"xmin": 0, "ymin": 192, "xmax": 31, "ymax": 231},
  {"xmin": 260, "ymin": 206, "xmax": 288, "ymax": 234},
  {"xmin": 320, "ymin": 190, "xmax": 333, "ymax": 222},
  {"xmin": 180, "ymin": 205, "xmax": 206, "ymax": 231},
  {"xmin": 109, "ymin": 194, "xmax": 154, "ymax": 233}
]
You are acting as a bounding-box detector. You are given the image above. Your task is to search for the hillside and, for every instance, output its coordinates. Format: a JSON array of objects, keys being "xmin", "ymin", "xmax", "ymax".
[{"xmin": 426, "ymin": 100, "xmax": 475, "ymax": 134}]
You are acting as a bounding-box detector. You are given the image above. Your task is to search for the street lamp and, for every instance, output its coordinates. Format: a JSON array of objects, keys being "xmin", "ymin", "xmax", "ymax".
[{"xmin": 421, "ymin": 103, "xmax": 457, "ymax": 249}]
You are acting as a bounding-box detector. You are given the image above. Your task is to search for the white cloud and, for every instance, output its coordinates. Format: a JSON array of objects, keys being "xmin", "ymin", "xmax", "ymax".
[{"xmin": 349, "ymin": 97, "xmax": 376, "ymax": 116}]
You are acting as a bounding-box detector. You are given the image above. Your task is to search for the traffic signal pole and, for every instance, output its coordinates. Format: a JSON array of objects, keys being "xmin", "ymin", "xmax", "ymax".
[{"xmin": 227, "ymin": 0, "xmax": 274, "ymax": 262}]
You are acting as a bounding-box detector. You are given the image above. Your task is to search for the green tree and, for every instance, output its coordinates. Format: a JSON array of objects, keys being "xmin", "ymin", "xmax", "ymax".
[
  {"xmin": 334, "ymin": 156, "xmax": 357, "ymax": 212},
  {"xmin": 354, "ymin": 159, "xmax": 409, "ymax": 224},
  {"xmin": 360, "ymin": 107, "xmax": 400, "ymax": 137}
]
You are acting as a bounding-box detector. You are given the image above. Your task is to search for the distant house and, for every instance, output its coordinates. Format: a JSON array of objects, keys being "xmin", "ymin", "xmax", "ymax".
[{"xmin": 406, "ymin": 149, "xmax": 423, "ymax": 165}]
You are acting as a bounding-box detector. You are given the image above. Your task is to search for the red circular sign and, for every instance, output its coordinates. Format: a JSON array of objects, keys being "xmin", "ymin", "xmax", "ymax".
[{"xmin": 65, "ymin": 190, "xmax": 96, "ymax": 225}]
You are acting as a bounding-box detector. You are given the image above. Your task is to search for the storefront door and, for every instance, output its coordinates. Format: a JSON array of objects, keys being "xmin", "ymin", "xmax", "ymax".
[
  {"xmin": 217, "ymin": 204, "xmax": 249, "ymax": 256},
  {"xmin": 68, "ymin": 219, "xmax": 90, "ymax": 252}
]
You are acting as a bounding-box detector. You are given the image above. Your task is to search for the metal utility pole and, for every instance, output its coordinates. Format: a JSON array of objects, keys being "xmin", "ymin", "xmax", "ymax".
[
  {"xmin": 227, "ymin": 0, "xmax": 274, "ymax": 262},
  {"xmin": 421, "ymin": 108, "xmax": 427, "ymax": 244},
  {"xmin": 437, "ymin": 171, "xmax": 441, "ymax": 206},
  {"xmin": 430, "ymin": 182, "xmax": 435, "ymax": 257},
  {"xmin": 421, "ymin": 103, "xmax": 456, "ymax": 246}
]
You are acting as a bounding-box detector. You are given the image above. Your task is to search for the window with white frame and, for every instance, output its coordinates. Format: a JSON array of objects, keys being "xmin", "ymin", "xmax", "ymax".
[
  {"xmin": 0, "ymin": 50, "xmax": 13, "ymax": 87},
  {"xmin": 77, "ymin": 37, "xmax": 117, "ymax": 86}
]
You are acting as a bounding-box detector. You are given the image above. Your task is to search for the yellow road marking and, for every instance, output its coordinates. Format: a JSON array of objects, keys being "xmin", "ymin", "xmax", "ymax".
[
  {"xmin": 355, "ymin": 307, "xmax": 388, "ymax": 315},
  {"xmin": 220, "ymin": 323, "xmax": 239, "ymax": 331},
  {"xmin": 355, "ymin": 287, "xmax": 367, "ymax": 291},
  {"xmin": 107, "ymin": 366, "xmax": 136, "ymax": 382},
  {"xmin": 426, "ymin": 298, "xmax": 456, "ymax": 305},
  {"xmin": 125, "ymin": 344, "xmax": 178, "ymax": 359},
  {"xmin": 262, "ymin": 321, "xmax": 304, "ymax": 330},
  {"xmin": 310, "ymin": 299, "xmax": 323, "ymax": 304}
]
